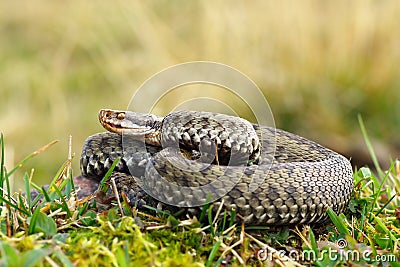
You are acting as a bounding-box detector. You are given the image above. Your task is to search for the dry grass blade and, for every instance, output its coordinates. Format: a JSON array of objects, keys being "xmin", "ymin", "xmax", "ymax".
[
  {"xmin": 111, "ymin": 177, "xmax": 124, "ymax": 216},
  {"xmin": 8, "ymin": 140, "xmax": 58, "ymax": 177},
  {"xmin": 245, "ymin": 233, "xmax": 305, "ymax": 267}
]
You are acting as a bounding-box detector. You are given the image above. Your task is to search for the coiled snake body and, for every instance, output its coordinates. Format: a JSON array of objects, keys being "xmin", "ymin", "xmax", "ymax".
[{"xmin": 81, "ymin": 109, "xmax": 353, "ymax": 225}]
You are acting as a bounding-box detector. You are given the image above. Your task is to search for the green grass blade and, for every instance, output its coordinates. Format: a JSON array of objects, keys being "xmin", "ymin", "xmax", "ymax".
[
  {"xmin": 309, "ymin": 228, "xmax": 319, "ymax": 257},
  {"xmin": 116, "ymin": 242, "xmax": 130, "ymax": 267},
  {"xmin": 0, "ymin": 134, "xmax": 11, "ymax": 203},
  {"xmin": 20, "ymin": 248, "xmax": 51, "ymax": 267},
  {"xmin": 327, "ymin": 208, "xmax": 350, "ymax": 236},
  {"xmin": 17, "ymin": 193, "xmax": 31, "ymax": 216},
  {"xmin": 99, "ymin": 157, "xmax": 120, "ymax": 193},
  {"xmin": 41, "ymin": 186, "xmax": 51, "ymax": 202},
  {"xmin": 28, "ymin": 207, "xmax": 41, "ymax": 235},
  {"xmin": 52, "ymin": 184, "xmax": 73, "ymax": 217},
  {"xmin": 0, "ymin": 134, "xmax": 4, "ymax": 198},
  {"xmin": 45, "ymin": 158, "xmax": 73, "ymax": 198},
  {"xmin": 368, "ymin": 163, "xmax": 393, "ymax": 222},
  {"xmin": 199, "ymin": 202, "xmax": 210, "ymax": 223},
  {"xmin": 221, "ymin": 210, "xmax": 227, "ymax": 231},
  {"xmin": 370, "ymin": 213, "xmax": 397, "ymax": 252},
  {"xmin": 30, "ymin": 194, "xmax": 42, "ymax": 208},
  {"xmin": 207, "ymin": 205, "xmax": 215, "ymax": 236},
  {"xmin": 358, "ymin": 115, "xmax": 383, "ymax": 176},
  {"xmin": 205, "ymin": 240, "xmax": 221, "ymax": 267},
  {"xmin": 4, "ymin": 168, "xmax": 11, "ymax": 203},
  {"xmin": 0, "ymin": 192, "xmax": 30, "ymax": 216},
  {"xmin": 0, "ymin": 241, "xmax": 19, "ymax": 267},
  {"xmin": 375, "ymin": 193, "xmax": 397, "ymax": 218},
  {"xmin": 229, "ymin": 209, "xmax": 236, "ymax": 228},
  {"xmin": 24, "ymin": 172, "xmax": 32, "ymax": 209}
]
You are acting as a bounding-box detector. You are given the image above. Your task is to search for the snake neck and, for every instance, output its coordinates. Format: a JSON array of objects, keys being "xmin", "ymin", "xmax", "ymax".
[
  {"xmin": 99, "ymin": 109, "xmax": 262, "ymax": 162},
  {"xmin": 145, "ymin": 120, "xmax": 162, "ymax": 146}
]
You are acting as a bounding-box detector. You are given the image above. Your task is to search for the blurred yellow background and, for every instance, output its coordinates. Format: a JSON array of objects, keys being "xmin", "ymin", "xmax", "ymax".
[{"xmin": 1, "ymin": 1, "xmax": 399, "ymax": 189}]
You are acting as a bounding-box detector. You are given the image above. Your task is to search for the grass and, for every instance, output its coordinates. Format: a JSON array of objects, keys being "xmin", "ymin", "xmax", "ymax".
[
  {"xmin": 0, "ymin": 120, "xmax": 399, "ymax": 266},
  {"xmin": 1, "ymin": 3, "xmax": 399, "ymax": 264}
]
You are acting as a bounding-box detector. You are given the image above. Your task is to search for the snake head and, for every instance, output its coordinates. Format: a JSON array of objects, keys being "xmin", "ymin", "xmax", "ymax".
[{"xmin": 98, "ymin": 109, "xmax": 162, "ymax": 140}]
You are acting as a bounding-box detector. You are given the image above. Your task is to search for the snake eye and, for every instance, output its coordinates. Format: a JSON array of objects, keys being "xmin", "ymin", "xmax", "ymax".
[
  {"xmin": 106, "ymin": 112, "xmax": 112, "ymax": 119},
  {"xmin": 117, "ymin": 113, "xmax": 125, "ymax": 120}
]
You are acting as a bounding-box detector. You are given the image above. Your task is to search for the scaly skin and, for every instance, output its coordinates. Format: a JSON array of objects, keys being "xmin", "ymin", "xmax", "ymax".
[{"xmin": 80, "ymin": 110, "xmax": 353, "ymax": 225}]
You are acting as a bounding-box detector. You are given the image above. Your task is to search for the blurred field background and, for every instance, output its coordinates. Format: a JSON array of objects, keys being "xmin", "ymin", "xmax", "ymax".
[{"xmin": 1, "ymin": 1, "xmax": 399, "ymax": 190}]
